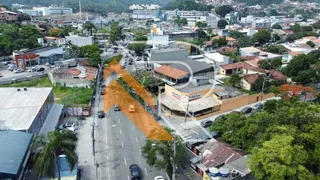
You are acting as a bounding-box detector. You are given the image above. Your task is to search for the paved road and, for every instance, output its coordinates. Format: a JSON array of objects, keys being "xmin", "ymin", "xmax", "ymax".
[{"xmin": 95, "ymin": 73, "xmax": 167, "ymax": 180}]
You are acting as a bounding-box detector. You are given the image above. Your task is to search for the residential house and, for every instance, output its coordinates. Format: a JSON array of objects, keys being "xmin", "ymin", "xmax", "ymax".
[
  {"xmin": 281, "ymin": 42, "xmax": 316, "ymax": 54},
  {"xmin": 0, "ymin": 7, "xmax": 18, "ymax": 23},
  {"xmin": 48, "ymin": 58, "xmax": 97, "ymax": 87},
  {"xmin": 203, "ymin": 53, "xmax": 232, "ymax": 71},
  {"xmin": 44, "ymin": 36, "xmax": 67, "ymax": 46},
  {"xmin": 189, "ymin": 139, "xmax": 250, "ymax": 179},
  {"xmin": 240, "ymin": 47, "xmax": 282, "ymax": 60}
]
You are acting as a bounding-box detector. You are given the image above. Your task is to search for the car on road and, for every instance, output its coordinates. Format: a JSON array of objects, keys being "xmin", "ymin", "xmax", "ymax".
[
  {"xmin": 200, "ymin": 120, "xmax": 213, "ymax": 128},
  {"xmin": 241, "ymin": 107, "xmax": 253, "ymax": 114},
  {"xmin": 129, "ymin": 164, "xmax": 141, "ymax": 180},
  {"xmin": 253, "ymin": 103, "xmax": 263, "ymax": 111},
  {"xmin": 13, "ymin": 68, "xmax": 25, "ymax": 73},
  {"xmin": 100, "ymin": 88, "xmax": 105, "ymax": 95},
  {"xmin": 129, "ymin": 105, "xmax": 135, "ymax": 112},
  {"xmin": 154, "ymin": 176, "xmax": 165, "ymax": 180},
  {"xmin": 316, "ymin": 83, "xmax": 320, "ymax": 89},
  {"xmin": 98, "ymin": 111, "xmax": 105, "ymax": 118},
  {"xmin": 113, "ymin": 104, "xmax": 120, "ymax": 111},
  {"xmin": 59, "ymin": 121, "xmax": 76, "ymax": 132}
]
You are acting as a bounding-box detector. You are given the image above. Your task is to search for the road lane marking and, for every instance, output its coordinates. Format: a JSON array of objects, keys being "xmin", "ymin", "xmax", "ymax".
[
  {"xmin": 139, "ymin": 149, "xmax": 142, "ymax": 155},
  {"xmin": 124, "ymin": 156, "xmax": 127, "ymax": 165},
  {"xmin": 127, "ymin": 176, "xmax": 130, "ymax": 180},
  {"xmin": 118, "ymin": 119, "xmax": 120, "ymax": 123},
  {"xmin": 120, "ymin": 129, "xmax": 122, "ymax": 134},
  {"xmin": 108, "ymin": 174, "xmax": 111, "ymax": 180},
  {"xmin": 107, "ymin": 155, "xmax": 109, "ymax": 160},
  {"xmin": 132, "ymin": 125, "xmax": 135, "ymax": 129},
  {"xmin": 112, "ymin": 124, "xmax": 116, "ymax": 127},
  {"xmin": 144, "ymin": 168, "xmax": 148, "ymax": 176},
  {"xmin": 135, "ymin": 137, "xmax": 138, "ymax": 142},
  {"xmin": 122, "ymin": 142, "xmax": 124, "ymax": 148},
  {"xmin": 108, "ymin": 168, "xmax": 110, "ymax": 173}
]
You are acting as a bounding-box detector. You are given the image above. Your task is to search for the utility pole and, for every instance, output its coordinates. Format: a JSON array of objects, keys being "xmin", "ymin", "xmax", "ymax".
[
  {"xmin": 172, "ymin": 140, "xmax": 176, "ymax": 180},
  {"xmin": 79, "ymin": 0, "xmax": 82, "ymax": 22},
  {"xmin": 184, "ymin": 97, "xmax": 190, "ymax": 129}
]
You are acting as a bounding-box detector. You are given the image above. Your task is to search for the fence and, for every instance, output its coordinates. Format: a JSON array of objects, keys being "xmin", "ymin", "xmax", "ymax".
[{"xmin": 0, "ymin": 73, "xmax": 48, "ymax": 85}]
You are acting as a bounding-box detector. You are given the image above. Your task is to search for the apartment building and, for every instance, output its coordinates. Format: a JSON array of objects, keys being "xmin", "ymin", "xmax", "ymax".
[
  {"xmin": 18, "ymin": 6, "xmax": 73, "ymax": 16},
  {"xmin": 0, "ymin": 7, "xmax": 18, "ymax": 23}
]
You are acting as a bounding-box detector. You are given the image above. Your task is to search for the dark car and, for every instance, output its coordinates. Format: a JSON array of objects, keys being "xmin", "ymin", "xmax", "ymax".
[
  {"xmin": 100, "ymin": 88, "xmax": 105, "ymax": 95},
  {"xmin": 200, "ymin": 120, "xmax": 213, "ymax": 128},
  {"xmin": 36, "ymin": 67, "xmax": 45, "ymax": 72},
  {"xmin": 113, "ymin": 104, "xmax": 120, "ymax": 111},
  {"xmin": 98, "ymin": 111, "xmax": 105, "ymax": 118},
  {"xmin": 253, "ymin": 103, "xmax": 263, "ymax": 111},
  {"xmin": 241, "ymin": 107, "xmax": 253, "ymax": 114},
  {"xmin": 130, "ymin": 164, "xmax": 141, "ymax": 180}
]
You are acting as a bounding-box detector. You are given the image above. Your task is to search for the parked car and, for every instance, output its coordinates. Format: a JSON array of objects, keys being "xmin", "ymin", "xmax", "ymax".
[
  {"xmin": 241, "ymin": 107, "xmax": 253, "ymax": 114},
  {"xmin": 13, "ymin": 68, "xmax": 24, "ymax": 73},
  {"xmin": 100, "ymin": 88, "xmax": 105, "ymax": 95},
  {"xmin": 113, "ymin": 104, "xmax": 120, "ymax": 111},
  {"xmin": 316, "ymin": 83, "xmax": 320, "ymax": 89},
  {"xmin": 98, "ymin": 111, "xmax": 105, "ymax": 118},
  {"xmin": 129, "ymin": 164, "xmax": 141, "ymax": 180},
  {"xmin": 200, "ymin": 120, "xmax": 213, "ymax": 128},
  {"xmin": 59, "ymin": 121, "xmax": 76, "ymax": 132},
  {"xmin": 253, "ymin": 103, "xmax": 263, "ymax": 111}
]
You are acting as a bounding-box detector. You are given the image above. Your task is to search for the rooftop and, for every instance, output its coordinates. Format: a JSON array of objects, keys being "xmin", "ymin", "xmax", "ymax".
[
  {"xmin": 23, "ymin": 46, "xmax": 61, "ymax": 54},
  {"xmin": 0, "ymin": 88, "xmax": 52, "ymax": 131},
  {"xmin": 242, "ymin": 73, "xmax": 260, "ymax": 84},
  {"xmin": 168, "ymin": 60, "xmax": 214, "ymax": 74},
  {"xmin": 154, "ymin": 65, "xmax": 189, "ymax": 79},
  {"xmin": 0, "ymin": 130, "xmax": 33, "ymax": 176}
]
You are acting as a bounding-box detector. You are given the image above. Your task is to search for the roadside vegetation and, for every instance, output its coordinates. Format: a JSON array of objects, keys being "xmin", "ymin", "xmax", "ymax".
[{"xmin": 0, "ymin": 77, "xmax": 93, "ymax": 106}]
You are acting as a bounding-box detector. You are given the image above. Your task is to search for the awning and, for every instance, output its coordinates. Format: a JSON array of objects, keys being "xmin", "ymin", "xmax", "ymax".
[{"xmin": 160, "ymin": 93, "xmax": 220, "ymax": 113}]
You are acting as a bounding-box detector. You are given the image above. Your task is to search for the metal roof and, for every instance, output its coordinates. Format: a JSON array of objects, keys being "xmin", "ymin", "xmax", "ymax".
[
  {"xmin": 0, "ymin": 130, "xmax": 33, "ymax": 175},
  {"xmin": 0, "ymin": 88, "xmax": 52, "ymax": 131}
]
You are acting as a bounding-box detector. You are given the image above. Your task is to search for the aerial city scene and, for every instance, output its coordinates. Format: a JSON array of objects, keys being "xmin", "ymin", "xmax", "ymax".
[{"xmin": 0, "ymin": 0, "xmax": 320, "ymax": 179}]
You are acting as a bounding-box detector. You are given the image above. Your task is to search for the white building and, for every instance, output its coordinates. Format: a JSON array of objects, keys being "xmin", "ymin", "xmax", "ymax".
[
  {"xmin": 197, "ymin": 14, "xmax": 220, "ymax": 28},
  {"xmin": 240, "ymin": 28, "xmax": 258, "ymax": 36},
  {"xmin": 65, "ymin": 35, "xmax": 93, "ymax": 47},
  {"xmin": 203, "ymin": 53, "xmax": 231, "ymax": 71},
  {"xmin": 18, "ymin": 6, "xmax": 72, "ymax": 16},
  {"xmin": 150, "ymin": 26, "xmax": 169, "ymax": 48},
  {"xmin": 132, "ymin": 10, "xmax": 157, "ymax": 19},
  {"xmin": 129, "ymin": 4, "xmax": 160, "ymax": 10}
]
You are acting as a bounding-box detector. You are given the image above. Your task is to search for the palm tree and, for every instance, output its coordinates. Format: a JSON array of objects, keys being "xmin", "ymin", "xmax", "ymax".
[
  {"xmin": 141, "ymin": 127, "xmax": 185, "ymax": 178},
  {"xmin": 31, "ymin": 130, "xmax": 78, "ymax": 180}
]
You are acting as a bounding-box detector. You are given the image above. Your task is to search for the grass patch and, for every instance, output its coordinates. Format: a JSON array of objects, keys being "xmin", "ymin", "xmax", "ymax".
[
  {"xmin": 104, "ymin": 54, "xmax": 123, "ymax": 65},
  {"xmin": 239, "ymin": 89, "xmax": 257, "ymax": 95},
  {"xmin": 0, "ymin": 77, "xmax": 93, "ymax": 106}
]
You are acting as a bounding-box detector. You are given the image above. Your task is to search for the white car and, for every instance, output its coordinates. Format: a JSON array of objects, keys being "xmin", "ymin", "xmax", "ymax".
[
  {"xmin": 154, "ymin": 176, "xmax": 165, "ymax": 180},
  {"xmin": 316, "ymin": 83, "xmax": 320, "ymax": 89},
  {"xmin": 13, "ymin": 68, "xmax": 24, "ymax": 73},
  {"xmin": 59, "ymin": 121, "xmax": 76, "ymax": 131}
]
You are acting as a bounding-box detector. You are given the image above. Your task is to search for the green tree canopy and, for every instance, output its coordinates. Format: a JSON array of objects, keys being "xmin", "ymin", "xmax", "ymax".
[
  {"xmin": 128, "ymin": 43, "xmax": 147, "ymax": 56},
  {"xmin": 49, "ymin": 28, "xmax": 61, "ymax": 37},
  {"xmin": 195, "ymin": 21, "xmax": 207, "ymax": 28},
  {"xmin": 229, "ymin": 74, "xmax": 241, "ymax": 87},
  {"xmin": 271, "ymin": 23, "xmax": 282, "ymax": 29},
  {"xmin": 229, "ymin": 30, "xmax": 245, "ymax": 39},
  {"xmin": 215, "ymin": 5, "xmax": 233, "ymax": 17},
  {"xmin": 217, "ymin": 19, "xmax": 228, "ymax": 29},
  {"xmin": 252, "ymin": 29, "xmax": 271, "ymax": 45},
  {"xmin": 109, "ymin": 22, "xmax": 124, "ymax": 43},
  {"xmin": 306, "ymin": 40, "xmax": 315, "ymax": 48},
  {"xmin": 265, "ymin": 45, "xmax": 286, "ymax": 54}
]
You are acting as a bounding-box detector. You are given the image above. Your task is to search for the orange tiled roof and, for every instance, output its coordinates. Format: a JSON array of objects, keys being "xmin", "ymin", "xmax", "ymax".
[
  {"xmin": 243, "ymin": 73, "xmax": 259, "ymax": 84},
  {"xmin": 212, "ymin": 36, "xmax": 237, "ymax": 42},
  {"xmin": 221, "ymin": 61, "xmax": 267, "ymax": 73},
  {"xmin": 67, "ymin": 68, "xmax": 81, "ymax": 76},
  {"xmin": 269, "ymin": 69, "xmax": 287, "ymax": 81},
  {"xmin": 289, "ymin": 51, "xmax": 301, "ymax": 57},
  {"xmin": 154, "ymin": 65, "xmax": 189, "ymax": 79}
]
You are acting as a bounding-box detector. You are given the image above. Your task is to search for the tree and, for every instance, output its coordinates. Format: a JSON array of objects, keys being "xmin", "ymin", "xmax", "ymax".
[
  {"xmin": 271, "ymin": 23, "xmax": 282, "ymax": 29},
  {"xmin": 229, "ymin": 30, "xmax": 244, "ymax": 39},
  {"xmin": 276, "ymin": 84, "xmax": 316, "ymax": 100},
  {"xmin": 269, "ymin": 9, "xmax": 279, "ymax": 16},
  {"xmin": 165, "ymin": 0, "xmax": 213, "ymax": 11},
  {"xmin": 217, "ymin": 19, "xmax": 228, "ymax": 29},
  {"xmin": 49, "ymin": 28, "xmax": 61, "ymax": 37},
  {"xmin": 128, "ymin": 43, "xmax": 147, "ymax": 56},
  {"xmin": 141, "ymin": 127, "xmax": 185, "ymax": 175},
  {"xmin": 134, "ymin": 35, "xmax": 148, "ymax": 41},
  {"xmin": 306, "ymin": 40, "xmax": 315, "ymax": 48},
  {"xmin": 292, "ymin": 24, "xmax": 302, "ymax": 33},
  {"xmin": 215, "ymin": 5, "xmax": 233, "ymax": 17},
  {"xmin": 248, "ymin": 135, "xmax": 313, "ymax": 180},
  {"xmin": 31, "ymin": 130, "xmax": 77, "ymax": 180},
  {"xmin": 174, "ymin": 17, "xmax": 188, "ymax": 26},
  {"xmin": 238, "ymin": 36, "xmax": 254, "ymax": 47},
  {"xmin": 258, "ymin": 60, "xmax": 272, "ymax": 70},
  {"xmin": 195, "ymin": 21, "xmax": 207, "ymax": 28},
  {"xmin": 214, "ymin": 37, "xmax": 228, "ymax": 47},
  {"xmin": 265, "ymin": 45, "xmax": 286, "ymax": 54},
  {"xmin": 301, "ymin": 26, "xmax": 313, "ymax": 32},
  {"xmin": 270, "ymin": 58, "xmax": 282, "ymax": 69},
  {"xmin": 109, "ymin": 22, "xmax": 123, "ymax": 43},
  {"xmin": 17, "ymin": 13, "xmax": 31, "ymax": 21},
  {"xmin": 83, "ymin": 22, "xmax": 97, "ymax": 36},
  {"xmin": 252, "ymin": 30, "xmax": 271, "ymax": 45},
  {"xmin": 229, "ymin": 74, "xmax": 241, "ymax": 87}
]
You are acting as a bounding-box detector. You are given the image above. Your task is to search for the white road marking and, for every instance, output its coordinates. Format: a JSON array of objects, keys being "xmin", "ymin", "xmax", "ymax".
[
  {"xmin": 107, "ymin": 155, "xmax": 109, "ymax": 160},
  {"xmin": 120, "ymin": 129, "xmax": 122, "ymax": 134},
  {"xmin": 118, "ymin": 119, "xmax": 120, "ymax": 123},
  {"xmin": 108, "ymin": 174, "xmax": 111, "ymax": 180},
  {"xmin": 112, "ymin": 124, "xmax": 116, "ymax": 127},
  {"xmin": 127, "ymin": 176, "xmax": 130, "ymax": 180},
  {"xmin": 122, "ymin": 142, "xmax": 124, "ymax": 148},
  {"xmin": 135, "ymin": 137, "xmax": 138, "ymax": 142},
  {"xmin": 132, "ymin": 125, "xmax": 135, "ymax": 129},
  {"xmin": 107, "ymin": 168, "xmax": 110, "ymax": 173},
  {"xmin": 124, "ymin": 156, "xmax": 127, "ymax": 165},
  {"xmin": 144, "ymin": 168, "xmax": 148, "ymax": 176},
  {"xmin": 139, "ymin": 149, "xmax": 142, "ymax": 155}
]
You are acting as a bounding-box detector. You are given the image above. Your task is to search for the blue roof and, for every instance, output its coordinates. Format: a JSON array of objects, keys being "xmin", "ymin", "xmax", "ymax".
[
  {"xmin": 54, "ymin": 155, "xmax": 78, "ymax": 178},
  {"xmin": 0, "ymin": 130, "xmax": 33, "ymax": 175}
]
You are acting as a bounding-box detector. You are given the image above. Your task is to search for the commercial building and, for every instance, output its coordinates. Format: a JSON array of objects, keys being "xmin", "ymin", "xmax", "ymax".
[
  {"xmin": 0, "ymin": 130, "xmax": 33, "ymax": 180},
  {"xmin": 199, "ymin": 14, "xmax": 220, "ymax": 28},
  {"xmin": 148, "ymin": 47, "xmax": 189, "ymax": 67},
  {"xmin": 13, "ymin": 46, "xmax": 65, "ymax": 67},
  {"xmin": 129, "ymin": 4, "xmax": 160, "ymax": 10},
  {"xmin": 132, "ymin": 9, "xmax": 158, "ymax": 19},
  {"xmin": 0, "ymin": 87, "xmax": 54, "ymax": 134},
  {"xmin": 18, "ymin": 6, "xmax": 73, "ymax": 17},
  {"xmin": 65, "ymin": 35, "xmax": 94, "ymax": 47}
]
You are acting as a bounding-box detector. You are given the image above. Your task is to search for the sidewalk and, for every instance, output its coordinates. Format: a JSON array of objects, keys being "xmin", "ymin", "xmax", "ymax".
[{"xmin": 76, "ymin": 114, "xmax": 96, "ymax": 180}]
